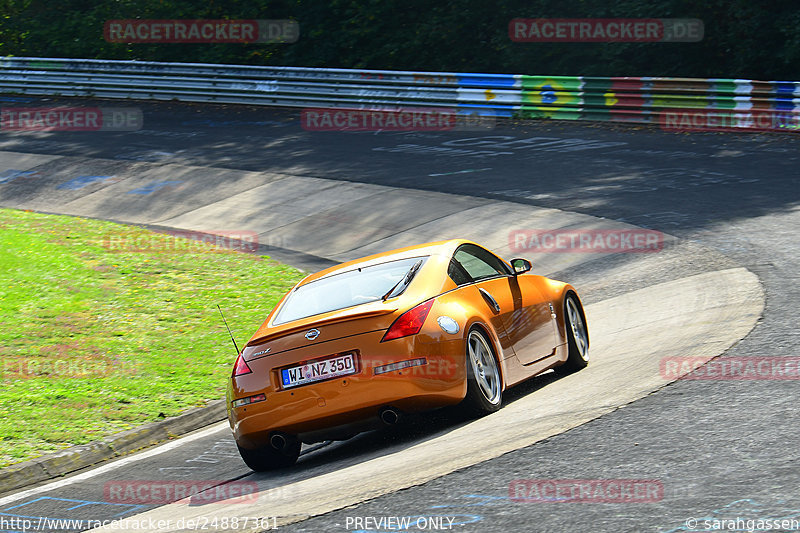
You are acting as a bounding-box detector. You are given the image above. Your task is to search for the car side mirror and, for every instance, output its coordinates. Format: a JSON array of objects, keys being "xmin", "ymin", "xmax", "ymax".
[{"xmin": 510, "ymin": 258, "xmax": 532, "ymax": 275}]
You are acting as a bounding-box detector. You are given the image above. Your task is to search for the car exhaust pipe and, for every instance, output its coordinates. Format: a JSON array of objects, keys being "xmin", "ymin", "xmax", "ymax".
[
  {"xmin": 379, "ymin": 407, "xmax": 400, "ymax": 426},
  {"xmin": 270, "ymin": 433, "xmax": 288, "ymax": 451}
]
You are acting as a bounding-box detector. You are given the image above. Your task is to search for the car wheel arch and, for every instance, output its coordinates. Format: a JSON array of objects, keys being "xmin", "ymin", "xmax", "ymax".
[{"xmin": 463, "ymin": 319, "xmax": 507, "ymax": 393}]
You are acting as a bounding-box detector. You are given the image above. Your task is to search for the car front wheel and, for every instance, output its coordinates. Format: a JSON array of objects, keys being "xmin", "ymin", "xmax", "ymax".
[
  {"xmin": 555, "ymin": 294, "xmax": 589, "ymax": 375},
  {"xmin": 461, "ymin": 327, "xmax": 503, "ymax": 415}
]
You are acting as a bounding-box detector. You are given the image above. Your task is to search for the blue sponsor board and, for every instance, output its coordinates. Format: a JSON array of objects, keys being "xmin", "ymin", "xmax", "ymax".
[{"xmin": 457, "ymin": 73, "xmax": 520, "ymax": 89}]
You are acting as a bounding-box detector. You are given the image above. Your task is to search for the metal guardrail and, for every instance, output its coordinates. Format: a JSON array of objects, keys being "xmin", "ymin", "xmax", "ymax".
[{"xmin": 1, "ymin": 57, "xmax": 799, "ymax": 128}]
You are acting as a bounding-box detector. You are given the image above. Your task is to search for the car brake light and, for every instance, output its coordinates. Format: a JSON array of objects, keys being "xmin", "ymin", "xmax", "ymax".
[
  {"xmin": 232, "ymin": 353, "xmax": 252, "ymax": 377},
  {"xmin": 381, "ymin": 300, "xmax": 434, "ymax": 342}
]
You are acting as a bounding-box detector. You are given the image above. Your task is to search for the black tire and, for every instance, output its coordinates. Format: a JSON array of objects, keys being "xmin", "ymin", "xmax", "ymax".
[
  {"xmin": 554, "ymin": 294, "xmax": 589, "ymax": 375},
  {"xmin": 236, "ymin": 439, "xmax": 300, "ymax": 471},
  {"xmin": 460, "ymin": 327, "xmax": 503, "ymax": 415}
]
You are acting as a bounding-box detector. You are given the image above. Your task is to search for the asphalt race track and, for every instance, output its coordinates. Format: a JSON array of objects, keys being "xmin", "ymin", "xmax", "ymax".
[{"xmin": 0, "ymin": 98, "xmax": 798, "ymax": 533}]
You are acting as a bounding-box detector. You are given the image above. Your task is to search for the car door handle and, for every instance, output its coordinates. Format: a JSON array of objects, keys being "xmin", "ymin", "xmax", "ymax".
[{"xmin": 479, "ymin": 288, "xmax": 501, "ymax": 313}]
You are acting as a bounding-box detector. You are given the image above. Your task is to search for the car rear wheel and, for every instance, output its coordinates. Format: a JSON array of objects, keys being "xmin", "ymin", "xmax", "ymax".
[
  {"xmin": 237, "ymin": 439, "xmax": 301, "ymax": 471},
  {"xmin": 461, "ymin": 328, "xmax": 503, "ymax": 415},
  {"xmin": 555, "ymin": 295, "xmax": 589, "ymax": 375}
]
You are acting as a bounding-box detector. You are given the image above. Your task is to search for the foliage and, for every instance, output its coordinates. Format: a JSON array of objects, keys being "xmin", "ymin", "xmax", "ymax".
[{"xmin": 1, "ymin": 0, "xmax": 798, "ymax": 79}]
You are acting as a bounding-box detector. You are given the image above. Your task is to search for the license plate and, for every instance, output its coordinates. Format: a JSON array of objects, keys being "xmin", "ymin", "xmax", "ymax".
[{"xmin": 280, "ymin": 352, "xmax": 357, "ymax": 389}]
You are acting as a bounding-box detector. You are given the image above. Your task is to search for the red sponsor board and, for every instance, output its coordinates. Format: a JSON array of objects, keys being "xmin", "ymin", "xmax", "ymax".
[
  {"xmin": 509, "ymin": 229, "xmax": 664, "ymax": 253},
  {"xmin": 103, "ymin": 19, "xmax": 298, "ymax": 43},
  {"xmin": 101, "ymin": 230, "xmax": 259, "ymax": 254},
  {"xmin": 661, "ymin": 356, "xmax": 800, "ymax": 380},
  {"xmin": 660, "ymin": 109, "xmax": 800, "ymax": 132},
  {"xmin": 509, "ymin": 479, "xmax": 664, "ymax": 503},
  {"xmin": 301, "ymin": 108, "xmax": 458, "ymax": 131},
  {"xmin": 104, "ymin": 480, "xmax": 259, "ymax": 504}
]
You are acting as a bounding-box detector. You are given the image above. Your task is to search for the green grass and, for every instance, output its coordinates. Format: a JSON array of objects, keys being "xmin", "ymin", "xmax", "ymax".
[{"xmin": 0, "ymin": 208, "xmax": 305, "ymax": 467}]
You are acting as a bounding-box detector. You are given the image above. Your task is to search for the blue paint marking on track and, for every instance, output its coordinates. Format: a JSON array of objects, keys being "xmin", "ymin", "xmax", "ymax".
[
  {"xmin": 1, "ymin": 495, "xmax": 146, "ymax": 519},
  {"xmin": 127, "ymin": 180, "xmax": 183, "ymax": 194},
  {"xmin": 0, "ymin": 495, "xmax": 147, "ymax": 533},
  {"xmin": 56, "ymin": 175, "xmax": 115, "ymax": 190},
  {"xmin": 429, "ymin": 494, "xmax": 508, "ymax": 508},
  {"xmin": 0, "ymin": 96, "xmax": 35, "ymax": 103},
  {"xmin": 0, "ymin": 170, "xmax": 38, "ymax": 185}
]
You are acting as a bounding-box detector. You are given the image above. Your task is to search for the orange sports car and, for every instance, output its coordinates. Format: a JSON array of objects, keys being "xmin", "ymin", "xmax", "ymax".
[{"xmin": 226, "ymin": 239, "xmax": 589, "ymax": 471}]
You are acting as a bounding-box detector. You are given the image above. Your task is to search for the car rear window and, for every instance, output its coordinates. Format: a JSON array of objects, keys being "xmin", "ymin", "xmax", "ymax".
[{"xmin": 273, "ymin": 256, "xmax": 428, "ymax": 325}]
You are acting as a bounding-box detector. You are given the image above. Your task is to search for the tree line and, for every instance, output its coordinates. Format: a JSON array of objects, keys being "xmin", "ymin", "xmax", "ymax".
[{"xmin": 1, "ymin": 0, "xmax": 798, "ymax": 80}]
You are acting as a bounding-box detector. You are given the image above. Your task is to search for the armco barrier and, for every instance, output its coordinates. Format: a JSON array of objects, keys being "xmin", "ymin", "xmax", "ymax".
[{"xmin": 1, "ymin": 57, "xmax": 798, "ymax": 129}]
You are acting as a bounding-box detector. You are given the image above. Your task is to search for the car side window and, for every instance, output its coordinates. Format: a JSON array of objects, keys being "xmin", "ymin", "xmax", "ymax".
[
  {"xmin": 450, "ymin": 245, "xmax": 510, "ymax": 284},
  {"xmin": 447, "ymin": 259, "xmax": 471, "ymax": 286}
]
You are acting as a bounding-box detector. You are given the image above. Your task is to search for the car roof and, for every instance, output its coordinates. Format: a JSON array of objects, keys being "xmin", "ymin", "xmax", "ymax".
[{"xmin": 298, "ymin": 239, "xmax": 474, "ymax": 287}]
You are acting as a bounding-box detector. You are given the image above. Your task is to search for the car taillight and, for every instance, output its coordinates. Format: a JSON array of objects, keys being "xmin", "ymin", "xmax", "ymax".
[
  {"xmin": 231, "ymin": 393, "xmax": 266, "ymax": 408},
  {"xmin": 381, "ymin": 299, "xmax": 434, "ymax": 342},
  {"xmin": 232, "ymin": 353, "xmax": 252, "ymax": 377}
]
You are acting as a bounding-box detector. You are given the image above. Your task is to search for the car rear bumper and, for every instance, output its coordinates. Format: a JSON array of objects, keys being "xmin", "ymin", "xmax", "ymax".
[{"xmin": 228, "ymin": 332, "xmax": 467, "ymax": 448}]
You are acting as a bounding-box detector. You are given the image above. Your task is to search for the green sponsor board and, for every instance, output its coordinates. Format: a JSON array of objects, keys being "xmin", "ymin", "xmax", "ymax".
[{"xmin": 521, "ymin": 76, "xmax": 583, "ymax": 107}]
